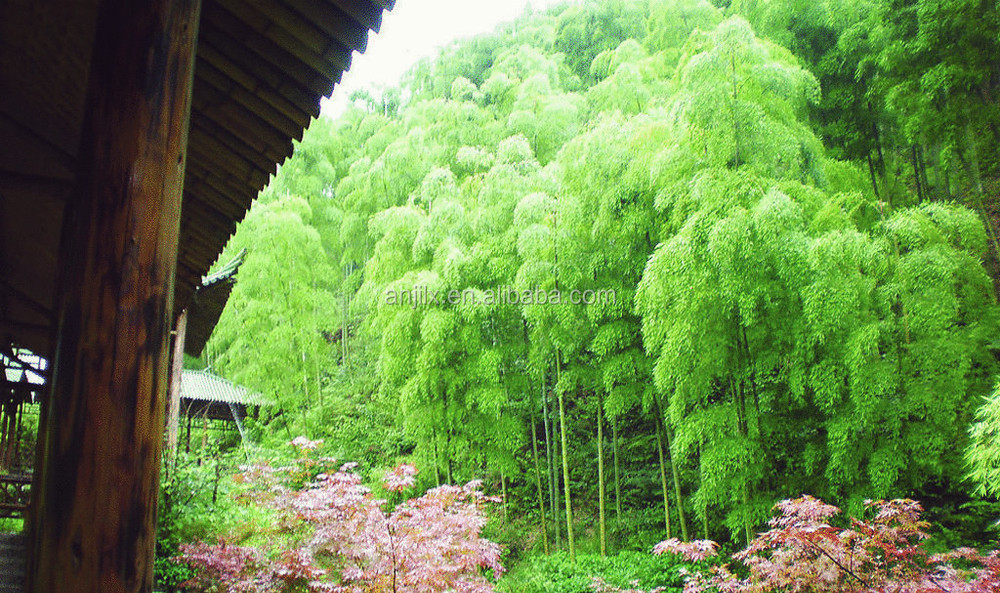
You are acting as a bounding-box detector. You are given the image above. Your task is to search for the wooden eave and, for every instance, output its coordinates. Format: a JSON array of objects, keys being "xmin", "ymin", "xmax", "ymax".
[
  {"xmin": 0, "ymin": 0, "xmax": 395, "ymax": 359},
  {"xmin": 185, "ymin": 249, "xmax": 247, "ymax": 357}
]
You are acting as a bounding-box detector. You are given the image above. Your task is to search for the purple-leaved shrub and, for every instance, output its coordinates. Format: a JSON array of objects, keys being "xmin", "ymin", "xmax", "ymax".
[
  {"xmin": 653, "ymin": 495, "xmax": 1000, "ymax": 593},
  {"xmin": 175, "ymin": 439, "xmax": 503, "ymax": 593}
]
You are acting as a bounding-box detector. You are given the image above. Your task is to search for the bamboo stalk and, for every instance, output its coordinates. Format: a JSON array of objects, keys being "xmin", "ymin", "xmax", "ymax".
[{"xmin": 597, "ymin": 393, "xmax": 607, "ymax": 556}]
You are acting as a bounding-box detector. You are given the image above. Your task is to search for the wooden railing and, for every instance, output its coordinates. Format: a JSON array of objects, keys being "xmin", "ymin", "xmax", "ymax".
[{"xmin": 0, "ymin": 473, "xmax": 30, "ymax": 518}]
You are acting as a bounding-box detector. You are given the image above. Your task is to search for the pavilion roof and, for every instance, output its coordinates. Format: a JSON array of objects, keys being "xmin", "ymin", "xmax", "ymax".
[{"xmin": 181, "ymin": 369, "xmax": 272, "ymax": 407}]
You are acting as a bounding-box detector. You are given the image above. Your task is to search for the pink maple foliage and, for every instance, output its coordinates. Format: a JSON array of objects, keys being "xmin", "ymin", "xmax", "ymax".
[
  {"xmin": 175, "ymin": 439, "xmax": 504, "ymax": 593},
  {"xmin": 176, "ymin": 540, "xmax": 279, "ymax": 593},
  {"xmin": 652, "ymin": 495, "xmax": 1000, "ymax": 593},
  {"xmin": 290, "ymin": 437, "xmax": 324, "ymax": 453},
  {"xmin": 384, "ymin": 463, "xmax": 418, "ymax": 492}
]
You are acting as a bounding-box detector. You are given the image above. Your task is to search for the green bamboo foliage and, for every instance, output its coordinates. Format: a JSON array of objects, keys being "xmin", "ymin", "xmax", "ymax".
[
  {"xmin": 208, "ymin": 197, "xmax": 338, "ymax": 433},
  {"xmin": 201, "ymin": 0, "xmax": 1000, "ymax": 554},
  {"xmin": 637, "ymin": 16, "xmax": 999, "ymax": 539}
]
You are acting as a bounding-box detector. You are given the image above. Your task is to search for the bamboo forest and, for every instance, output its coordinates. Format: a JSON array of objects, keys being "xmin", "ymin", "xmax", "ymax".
[{"xmin": 161, "ymin": 0, "xmax": 1000, "ymax": 591}]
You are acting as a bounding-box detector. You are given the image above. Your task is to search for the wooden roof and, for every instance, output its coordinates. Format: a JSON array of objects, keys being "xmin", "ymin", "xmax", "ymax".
[{"xmin": 0, "ymin": 0, "xmax": 394, "ymax": 359}]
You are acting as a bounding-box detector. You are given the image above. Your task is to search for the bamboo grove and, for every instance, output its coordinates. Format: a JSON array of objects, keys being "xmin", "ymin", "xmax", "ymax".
[{"xmin": 200, "ymin": 0, "xmax": 1000, "ymax": 556}]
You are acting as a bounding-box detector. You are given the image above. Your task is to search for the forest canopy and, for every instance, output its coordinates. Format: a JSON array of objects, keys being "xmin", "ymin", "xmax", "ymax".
[{"xmin": 183, "ymin": 0, "xmax": 1000, "ymax": 579}]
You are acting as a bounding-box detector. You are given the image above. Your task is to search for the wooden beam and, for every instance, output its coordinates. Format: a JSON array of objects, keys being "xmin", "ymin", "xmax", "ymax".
[
  {"xmin": 187, "ymin": 130, "xmax": 265, "ymax": 185},
  {"xmin": 0, "ymin": 170, "xmax": 75, "ymax": 195},
  {"xmin": 0, "ymin": 345, "xmax": 50, "ymax": 381},
  {"xmin": 189, "ymin": 95, "xmax": 290, "ymax": 164},
  {"xmin": 26, "ymin": 0, "xmax": 201, "ymax": 591},
  {"xmin": 167, "ymin": 310, "xmax": 188, "ymax": 457},
  {"xmin": 197, "ymin": 39, "xmax": 321, "ymax": 120},
  {"xmin": 0, "ymin": 111, "xmax": 77, "ymax": 179},
  {"xmin": 0, "ymin": 321, "xmax": 51, "ymax": 348},
  {"xmin": 0, "ymin": 326, "xmax": 50, "ymax": 357},
  {"xmin": 324, "ymin": 0, "xmax": 385, "ymax": 34},
  {"xmin": 184, "ymin": 173, "xmax": 252, "ymax": 221},
  {"xmin": 181, "ymin": 188, "xmax": 241, "ymax": 233},
  {"xmin": 194, "ymin": 57, "xmax": 312, "ymax": 133},
  {"xmin": 200, "ymin": 3, "xmax": 344, "ymax": 93},
  {"xmin": 188, "ymin": 161, "xmax": 265, "ymax": 205},
  {"xmin": 0, "ymin": 278, "xmax": 54, "ymax": 320}
]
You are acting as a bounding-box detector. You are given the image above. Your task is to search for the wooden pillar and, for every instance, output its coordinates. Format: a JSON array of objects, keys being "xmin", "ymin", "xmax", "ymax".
[
  {"xmin": 26, "ymin": 0, "xmax": 200, "ymax": 591},
  {"xmin": 166, "ymin": 309, "xmax": 188, "ymax": 457},
  {"xmin": 3, "ymin": 400, "xmax": 14, "ymax": 468},
  {"xmin": 0, "ymin": 401, "xmax": 8, "ymax": 468},
  {"xmin": 185, "ymin": 410, "xmax": 193, "ymax": 454},
  {"xmin": 14, "ymin": 399, "xmax": 23, "ymax": 469}
]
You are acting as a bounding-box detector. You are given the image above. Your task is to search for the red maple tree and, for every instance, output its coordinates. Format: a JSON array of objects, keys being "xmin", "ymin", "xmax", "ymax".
[
  {"xmin": 175, "ymin": 440, "xmax": 503, "ymax": 593},
  {"xmin": 654, "ymin": 495, "xmax": 1000, "ymax": 593}
]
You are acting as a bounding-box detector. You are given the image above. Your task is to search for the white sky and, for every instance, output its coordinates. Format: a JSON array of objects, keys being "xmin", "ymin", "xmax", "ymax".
[{"xmin": 321, "ymin": 0, "xmax": 579, "ymax": 116}]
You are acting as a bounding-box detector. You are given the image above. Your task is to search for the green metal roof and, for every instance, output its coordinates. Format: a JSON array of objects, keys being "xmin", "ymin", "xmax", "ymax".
[{"xmin": 180, "ymin": 370, "xmax": 271, "ymax": 406}]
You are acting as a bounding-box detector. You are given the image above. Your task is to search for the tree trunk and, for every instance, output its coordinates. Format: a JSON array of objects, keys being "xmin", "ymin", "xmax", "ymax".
[
  {"xmin": 0, "ymin": 405, "xmax": 8, "ymax": 468},
  {"xmin": 733, "ymin": 326, "xmax": 758, "ymax": 548},
  {"xmin": 656, "ymin": 422, "xmax": 671, "ymax": 538},
  {"xmin": 699, "ymin": 442, "xmax": 709, "ymax": 540},
  {"xmin": 653, "ymin": 395, "xmax": 688, "ymax": 540},
  {"xmin": 868, "ymin": 113, "xmax": 891, "ymax": 208},
  {"xmin": 500, "ymin": 469, "xmax": 509, "ymax": 524},
  {"xmin": 342, "ymin": 284, "xmax": 350, "ymax": 368},
  {"xmin": 917, "ymin": 144, "xmax": 932, "ymax": 200},
  {"xmin": 612, "ymin": 417, "xmax": 622, "ymax": 526},
  {"xmin": 445, "ymin": 429, "xmax": 454, "ymax": 484},
  {"xmin": 27, "ymin": 0, "xmax": 201, "ymax": 590},
  {"xmin": 743, "ymin": 487, "xmax": 753, "ymax": 547},
  {"xmin": 315, "ymin": 356, "xmax": 322, "ymax": 409},
  {"xmin": 1, "ymin": 404, "xmax": 10, "ymax": 468},
  {"xmin": 867, "ymin": 154, "xmax": 881, "ymax": 199},
  {"xmin": 15, "ymin": 402, "xmax": 23, "ymax": 467},
  {"xmin": 911, "ymin": 145, "xmax": 925, "ymax": 202},
  {"xmin": 730, "ymin": 50, "xmax": 741, "ymax": 168},
  {"xmin": 741, "ymin": 326, "xmax": 762, "ymax": 438},
  {"xmin": 874, "ymin": 125, "xmax": 886, "ymax": 176},
  {"xmin": 964, "ymin": 121, "xmax": 1000, "ymax": 261},
  {"xmin": 556, "ymin": 352, "xmax": 575, "ymax": 563},
  {"xmin": 530, "ymin": 412, "xmax": 549, "ymax": 554},
  {"xmin": 665, "ymin": 425, "xmax": 688, "ymax": 541},
  {"xmin": 597, "ymin": 393, "xmax": 607, "ymax": 557},
  {"xmin": 432, "ymin": 430, "xmax": 442, "ymax": 488},
  {"xmin": 301, "ymin": 350, "xmax": 310, "ymax": 414},
  {"xmin": 930, "ymin": 144, "xmax": 950, "ymax": 200},
  {"xmin": 543, "ymin": 380, "xmax": 560, "ymax": 549},
  {"xmin": 735, "ymin": 380, "xmax": 753, "ymax": 548}
]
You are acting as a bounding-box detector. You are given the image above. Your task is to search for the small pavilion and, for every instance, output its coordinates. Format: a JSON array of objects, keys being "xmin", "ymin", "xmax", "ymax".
[{"xmin": 178, "ymin": 369, "xmax": 272, "ymax": 451}]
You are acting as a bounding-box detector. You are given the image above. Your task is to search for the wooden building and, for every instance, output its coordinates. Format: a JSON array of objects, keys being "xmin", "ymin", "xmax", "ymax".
[
  {"xmin": 0, "ymin": 0, "xmax": 394, "ymax": 590},
  {"xmin": 0, "ymin": 352, "xmax": 45, "ymax": 521}
]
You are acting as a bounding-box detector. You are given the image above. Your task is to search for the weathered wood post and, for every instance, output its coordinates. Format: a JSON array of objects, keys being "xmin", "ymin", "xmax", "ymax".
[
  {"xmin": 167, "ymin": 309, "xmax": 188, "ymax": 458},
  {"xmin": 26, "ymin": 0, "xmax": 201, "ymax": 591}
]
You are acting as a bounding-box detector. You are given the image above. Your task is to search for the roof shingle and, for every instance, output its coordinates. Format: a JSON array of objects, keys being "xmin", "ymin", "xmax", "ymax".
[{"xmin": 181, "ymin": 369, "xmax": 272, "ymax": 406}]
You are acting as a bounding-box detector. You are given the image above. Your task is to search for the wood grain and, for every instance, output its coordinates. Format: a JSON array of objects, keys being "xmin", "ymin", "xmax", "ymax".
[{"xmin": 26, "ymin": 0, "xmax": 201, "ymax": 590}]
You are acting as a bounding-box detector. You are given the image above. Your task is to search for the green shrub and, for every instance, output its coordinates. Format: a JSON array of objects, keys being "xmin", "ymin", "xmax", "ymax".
[
  {"xmin": 155, "ymin": 448, "xmax": 246, "ymax": 591},
  {"xmin": 498, "ymin": 550, "xmax": 693, "ymax": 593}
]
